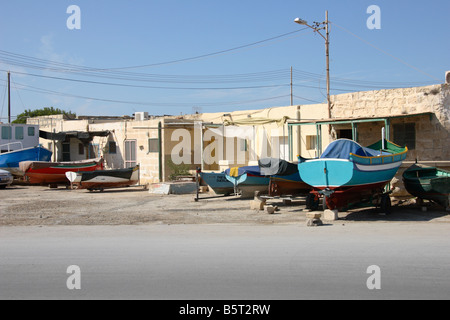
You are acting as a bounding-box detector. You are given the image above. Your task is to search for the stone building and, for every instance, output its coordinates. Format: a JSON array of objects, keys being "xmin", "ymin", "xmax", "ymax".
[{"xmin": 28, "ymin": 82, "xmax": 449, "ymax": 193}]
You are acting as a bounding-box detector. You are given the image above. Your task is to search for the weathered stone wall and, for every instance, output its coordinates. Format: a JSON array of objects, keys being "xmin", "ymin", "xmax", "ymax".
[{"xmin": 331, "ymin": 84, "xmax": 450, "ymax": 162}]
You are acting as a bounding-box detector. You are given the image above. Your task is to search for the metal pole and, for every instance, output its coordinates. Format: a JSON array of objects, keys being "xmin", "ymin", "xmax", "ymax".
[
  {"xmin": 195, "ymin": 167, "xmax": 200, "ymax": 202},
  {"xmin": 7, "ymin": 72, "xmax": 11, "ymax": 124},
  {"xmin": 290, "ymin": 66, "xmax": 293, "ymax": 106},
  {"xmin": 325, "ymin": 11, "xmax": 331, "ymax": 120}
]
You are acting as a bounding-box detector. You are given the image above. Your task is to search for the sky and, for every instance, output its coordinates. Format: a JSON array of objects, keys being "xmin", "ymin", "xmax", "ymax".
[{"xmin": 0, "ymin": 0, "xmax": 448, "ymax": 120}]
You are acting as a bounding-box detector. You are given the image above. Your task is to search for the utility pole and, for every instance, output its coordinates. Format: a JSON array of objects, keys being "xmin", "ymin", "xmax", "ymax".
[
  {"xmin": 7, "ymin": 71, "xmax": 11, "ymax": 124},
  {"xmin": 325, "ymin": 11, "xmax": 331, "ymax": 120},
  {"xmin": 295, "ymin": 10, "xmax": 331, "ymax": 135},
  {"xmin": 290, "ymin": 66, "xmax": 293, "ymax": 106}
]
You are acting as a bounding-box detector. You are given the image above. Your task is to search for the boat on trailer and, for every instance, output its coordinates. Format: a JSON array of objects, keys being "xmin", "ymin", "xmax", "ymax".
[
  {"xmin": 402, "ymin": 163, "xmax": 450, "ymax": 210},
  {"xmin": 20, "ymin": 158, "xmax": 104, "ymax": 185},
  {"xmin": 224, "ymin": 165, "xmax": 270, "ymax": 197},
  {"xmin": 66, "ymin": 165, "xmax": 140, "ymax": 191},
  {"xmin": 198, "ymin": 171, "xmax": 234, "ymax": 196},
  {"xmin": 298, "ymin": 139, "xmax": 408, "ymax": 212},
  {"xmin": 258, "ymin": 158, "xmax": 311, "ymax": 197}
]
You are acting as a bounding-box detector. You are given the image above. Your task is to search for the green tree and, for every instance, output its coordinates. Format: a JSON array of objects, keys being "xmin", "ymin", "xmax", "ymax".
[{"xmin": 12, "ymin": 107, "xmax": 76, "ymax": 124}]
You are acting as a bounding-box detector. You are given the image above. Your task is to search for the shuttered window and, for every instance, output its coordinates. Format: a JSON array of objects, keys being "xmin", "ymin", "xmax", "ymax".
[{"xmin": 393, "ymin": 123, "xmax": 415, "ymax": 150}]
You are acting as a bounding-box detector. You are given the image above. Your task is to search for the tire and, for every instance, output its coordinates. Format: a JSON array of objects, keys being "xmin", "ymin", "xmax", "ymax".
[{"xmin": 380, "ymin": 194, "xmax": 392, "ymax": 214}]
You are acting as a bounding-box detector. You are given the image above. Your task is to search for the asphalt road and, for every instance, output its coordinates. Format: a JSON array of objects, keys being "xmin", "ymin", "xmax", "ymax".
[{"xmin": 1, "ymin": 222, "xmax": 450, "ymax": 300}]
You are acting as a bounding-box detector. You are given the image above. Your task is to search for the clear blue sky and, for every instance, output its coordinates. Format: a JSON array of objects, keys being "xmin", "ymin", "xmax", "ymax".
[{"xmin": 0, "ymin": 0, "xmax": 448, "ymax": 119}]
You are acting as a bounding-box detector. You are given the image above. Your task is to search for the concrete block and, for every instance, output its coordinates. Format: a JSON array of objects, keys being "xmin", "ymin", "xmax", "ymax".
[
  {"xmin": 264, "ymin": 205, "xmax": 277, "ymax": 214},
  {"xmin": 148, "ymin": 183, "xmax": 171, "ymax": 195},
  {"xmin": 306, "ymin": 218, "xmax": 323, "ymax": 227},
  {"xmin": 250, "ymin": 200, "xmax": 266, "ymax": 210},
  {"xmin": 306, "ymin": 212, "xmax": 322, "ymax": 220},
  {"xmin": 323, "ymin": 209, "xmax": 338, "ymax": 221},
  {"xmin": 148, "ymin": 182, "xmax": 197, "ymax": 195}
]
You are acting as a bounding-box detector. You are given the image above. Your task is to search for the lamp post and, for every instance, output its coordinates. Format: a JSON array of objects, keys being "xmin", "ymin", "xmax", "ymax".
[{"xmin": 295, "ymin": 11, "xmax": 331, "ymax": 120}]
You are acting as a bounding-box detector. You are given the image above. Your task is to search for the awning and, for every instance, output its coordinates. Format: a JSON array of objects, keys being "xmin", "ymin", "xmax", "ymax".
[{"xmin": 39, "ymin": 130, "xmax": 110, "ymax": 143}]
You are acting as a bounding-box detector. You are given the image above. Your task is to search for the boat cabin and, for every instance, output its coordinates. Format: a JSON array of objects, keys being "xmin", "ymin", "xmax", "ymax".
[{"xmin": 0, "ymin": 124, "xmax": 40, "ymax": 153}]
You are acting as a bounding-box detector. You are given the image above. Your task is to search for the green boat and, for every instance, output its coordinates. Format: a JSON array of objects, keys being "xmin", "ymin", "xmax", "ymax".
[{"xmin": 402, "ymin": 164, "xmax": 450, "ymax": 209}]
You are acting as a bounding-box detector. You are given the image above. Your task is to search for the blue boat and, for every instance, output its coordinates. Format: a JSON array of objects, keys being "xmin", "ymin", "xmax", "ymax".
[
  {"xmin": 198, "ymin": 171, "xmax": 234, "ymax": 195},
  {"xmin": 0, "ymin": 146, "xmax": 52, "ymax": 176},
  {"xmin": 224, "ymin": 165, "xmax": 270, "ymax": 197},
  {"xmin": 298, "ymin": 139, "xmax": 408, "ymax": 211},
  {"xmin": 258, "ymin": 158, "xmax": 311, "ymax": 196}
]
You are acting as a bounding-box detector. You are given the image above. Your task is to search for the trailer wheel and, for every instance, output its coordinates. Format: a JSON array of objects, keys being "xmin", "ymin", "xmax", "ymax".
[{"xmin": 380, "ymin": 194, "xmax": 392, "ymax": 214}]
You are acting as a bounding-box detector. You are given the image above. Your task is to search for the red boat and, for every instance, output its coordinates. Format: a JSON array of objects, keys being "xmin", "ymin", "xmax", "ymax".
[{"xmin": 19, "ymin": 158, "xmax": 104, "ymax": 185}]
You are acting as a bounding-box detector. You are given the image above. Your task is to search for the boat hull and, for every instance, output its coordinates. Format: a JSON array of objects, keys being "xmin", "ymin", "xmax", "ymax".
[
  {"xmin": 299, "ymin": 159, "xmax": 403, "ymax": 210},
  {"xmin": 269, "ymin": 172, "xmax": 311, "ymax": 197},
  {"xmin": 0, "ymin": 146, "xmax": 52, "ymax": 176},
  {"xmin": 403, "ymin": 164, "xmax": 450, "ymax": 209},
  {"xmin": 20, "ymin": 158, "xmax": 104, "ymax": 185},
  {"xmin": 199, "ymin": 172, "xmax": 234, "ymax": 195},
  {"xmin": 67, "ymin": 165, "xmax": 140, "ymax": 190}
]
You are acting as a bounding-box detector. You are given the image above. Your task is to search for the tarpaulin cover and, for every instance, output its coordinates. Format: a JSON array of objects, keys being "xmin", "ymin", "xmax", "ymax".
[
  {"xmin": 225, "ymin": 166, "xmax": 263, "ymax": 177},
  {"xmin": 320, "ymin": 139, "xmax": 389, "ymax": 159},
  {"xmin": 258, "ymin": 158, "xmax": 299, "ymax": 176}
]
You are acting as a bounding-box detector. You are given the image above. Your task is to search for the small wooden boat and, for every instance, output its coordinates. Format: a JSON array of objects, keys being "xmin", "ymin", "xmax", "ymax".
[
  {"xmin": 402, "ymin": 163, "xmax": 450, "ymax": 209},
  {"xmin": 198, "ymin": 171, "xmax": 234, "ymax": 195},
  {"xmin": 20, "ymin": 158, "xmax": 104, "ymax": 185},
  {"xmin": 298, "ymin": 139, "xmax": 408, "ymax": 211},
  {"xmin": 258, "ymin": 158, "xmax": 311, "ymax": 197},
  {"xmin": 66, "ymin": 165, "xmax": 140, "ymax": 191},
  {"xmin": 224, "ymin": 166, "xmax": 270, "ymax": 197}
]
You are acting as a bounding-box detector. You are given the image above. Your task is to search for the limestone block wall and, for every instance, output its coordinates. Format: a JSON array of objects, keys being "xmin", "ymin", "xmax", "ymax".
[{"xmin": 331, "ymin": 84, "xmax": 450, "ymax": 162}]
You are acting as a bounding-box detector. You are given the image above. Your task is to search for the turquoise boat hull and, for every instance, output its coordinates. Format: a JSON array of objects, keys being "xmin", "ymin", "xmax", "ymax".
[
  {"xmin": 199, "ymin": 171, "xmax": 234, "ymax": 195},
  {"xmin": 224, "ymin": 166, "xmax": 270, "ymax": 197},
  {"xmin": 298, "ymin": 139, "xmax": 407, "ymax": 210},
  {"xmin": 299, "ymin": 159, "xmax": 403, "ymax": 189}
]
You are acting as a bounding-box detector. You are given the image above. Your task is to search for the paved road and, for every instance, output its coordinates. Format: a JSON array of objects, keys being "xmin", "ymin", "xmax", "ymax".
[{"xmin": 1, "ymin": 223, "xmax": 450, "ymax": 300}]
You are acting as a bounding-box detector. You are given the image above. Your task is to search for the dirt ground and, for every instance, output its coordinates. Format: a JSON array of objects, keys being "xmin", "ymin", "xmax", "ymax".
[{"xmin": 1, "ymin": 184, "xmax": 449, "ymax": 226}]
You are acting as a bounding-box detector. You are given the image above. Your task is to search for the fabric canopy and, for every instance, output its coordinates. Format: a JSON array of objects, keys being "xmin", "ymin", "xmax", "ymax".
[
  {"xmin": 258, "ymin": 158, "xmax": 298, "ymax": 176},
  {"xmin": 320, "ymin": 139, "xmax": 389, "ymax": 159}
]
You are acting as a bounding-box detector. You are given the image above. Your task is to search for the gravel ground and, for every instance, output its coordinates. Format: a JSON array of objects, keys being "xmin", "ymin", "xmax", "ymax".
[{"xmin": 1, "ymin": 184, "xmax": 449, "ymax": 226}]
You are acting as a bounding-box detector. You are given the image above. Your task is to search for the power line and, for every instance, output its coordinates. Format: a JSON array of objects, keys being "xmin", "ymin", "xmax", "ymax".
[
  {"xmin": 11, "ymin": 79, "xmax": 292, "ymax": 108},
  {"xmin": 0, "ymin": 28, "xmax": 309, "ymax": 74}
]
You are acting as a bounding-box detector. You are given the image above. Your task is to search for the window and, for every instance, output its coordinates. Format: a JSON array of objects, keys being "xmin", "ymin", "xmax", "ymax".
[
  {"xmin": 337, "ymin": 129, "xmax": 353, "ymax": 140},
  {"xmin": 109, "ymin": 141, "xmax": 117, "ymax": 154},
  {"xmin": 15, "ymin": 127, "xmax": 24, "ymax": 140},
  {"xmin": 28, "ymin": 127, "xmax": 35, "ymax": 136},
  {"xmin": 78, "ymin": 143, "xmax": 85, "ymax": 155},
  {"xmin": 393, "ymin": 123, "xmax": 416, "ymax": 150},
  {"xmin": 306, "ymin": 135, "xmax": 317, "ymax": 150},
  {"xmin": 62, "ymin": 142, "xmax": 71, "ymax": 161},
  {"xmin": 1, "ymin": 126, "xmax": 12, "ymax": 139},
  {"xmin": 148, "ymin": 138, "xmax": 159, "ymax": 153},
  {"xmin": 239, "ymin": 138, "xmax": 248, "ymax": 152},
  {"xmin": 89, "ymin": 143, "xmax": 100, "ymax": 159},
  {"xmin": 124, "ymin": 140, "xmax": 137, "ymax": 168}
]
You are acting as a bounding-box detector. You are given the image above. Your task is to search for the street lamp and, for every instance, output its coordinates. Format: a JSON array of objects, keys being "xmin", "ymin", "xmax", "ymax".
[{"xmin": 295, "ymin": 11, "xmax": 331, "ymax": 120}]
